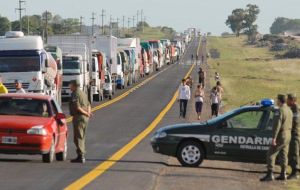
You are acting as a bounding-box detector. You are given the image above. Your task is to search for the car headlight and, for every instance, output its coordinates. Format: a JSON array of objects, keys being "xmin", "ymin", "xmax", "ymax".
[
  {"xmin": 27, "ymin": 125, "xmax": 47, "ymax": 136},
  {"xmin": 154, "ymin": 131, "xmax": 167, "ymax": 139}
]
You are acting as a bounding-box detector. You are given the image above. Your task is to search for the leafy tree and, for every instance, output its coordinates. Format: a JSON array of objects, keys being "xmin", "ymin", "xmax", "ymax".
[
  {"xmin": 0, "ymin": 16, "xmax": 10, "ymax": 35},
  {"xmin": 225, "ymin": 8, "xmax": 245, "ymax": 37},
  {"xmin": 243, "ymin": 4, "xmax": 260, "ymax": 38},
  {"xmin": 270, "ymin": 17, "xmax": 290, "ymax": 34}
]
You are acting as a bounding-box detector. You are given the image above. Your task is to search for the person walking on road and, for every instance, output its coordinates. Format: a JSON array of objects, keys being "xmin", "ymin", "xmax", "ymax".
[
  {"xmin": 216, "ymin": 81, "xmax": 224, "ymax": 110},
  {"xmin": 15, "ymin": 80, "xmax": 26, "ymax": 93},
  {"xmin": 260, "ymin": 94, "xmax": 293, "ymax": 181},
  {"xmin": 210, "ymin": 87, "xmax": 220, "ymax": 118},
  {"xmin": 198, "ymin": 68, "xmax": 205, "ymax": 87},
  {"xmin": 186, "ymin": 76, "xmax": 193, "ymax": 89},
  {"xmin": 69, "ymin": 80, "xmax": 92, "ymax": 163},
  {"xmin": 191, "ymin": 54, "xmax": 194, "ymax": 62},
  {"xmin": 195, "ymin": 84, "xmax": 204, "ymax": 120},
  {"xmin": 178, "ymin": 79, "xmax": 191, "ymax": 119},
  {"xmin": 0, "ymin": 75, "xmax": 8, "ymax": 94},
  {"xmin": 287, "ymin": 93, "xmax": 300, "ymax": 179}
]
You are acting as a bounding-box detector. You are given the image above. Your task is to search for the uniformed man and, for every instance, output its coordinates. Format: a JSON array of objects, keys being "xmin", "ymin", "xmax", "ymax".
[
  {"xmin": 260, "ymin": 94, "xmax": 293, "ymax": 181},
  {"xmin": 69, "ymin": 80, "xmax": 91, "ymax": 163},
  {"xmin": 287, "ymin": 93, "xmax": 300, "ymax": 179}
]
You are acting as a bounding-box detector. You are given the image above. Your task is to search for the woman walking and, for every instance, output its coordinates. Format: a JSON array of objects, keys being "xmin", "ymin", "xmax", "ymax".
[
  {"xmin": 210, "ymin": 87, "xmax": 220, "ymax": 118},
  {"xmin": 178, "ymin": 79, "xmax": 191, "ymax": 119},
  {"xmin": 195, "ymin": 84, "xmax": 204, "ymax": 120}
]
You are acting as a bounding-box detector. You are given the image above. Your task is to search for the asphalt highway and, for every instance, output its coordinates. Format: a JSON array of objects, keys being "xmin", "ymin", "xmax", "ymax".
[{"xmin": 0, "ymin": 38, "xmax": 199, "ymax": 190}]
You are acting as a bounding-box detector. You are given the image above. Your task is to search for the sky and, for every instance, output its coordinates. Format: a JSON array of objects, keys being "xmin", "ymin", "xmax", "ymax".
[{"xmin": 1, "ymin": 0, "xmax": 300, "ymax": 35}]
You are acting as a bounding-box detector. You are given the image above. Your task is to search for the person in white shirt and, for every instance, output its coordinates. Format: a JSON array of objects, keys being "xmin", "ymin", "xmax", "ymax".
[
  {"xmin": 178, "ymin": 78, "xmax": 191, "ymax": 118},
  {"xmin": 210, "ymin": 87, "xmax": 220, "ymax": 117},
  {"xmin": 15, "ymin": 80, "xmax": 26, "ymax": 93}
]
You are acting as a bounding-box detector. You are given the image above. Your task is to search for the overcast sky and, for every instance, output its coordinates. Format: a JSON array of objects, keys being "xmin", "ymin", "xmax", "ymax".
[{"xmin": 1, "ymin": 0, "xmax": 299, "ymax": 35}]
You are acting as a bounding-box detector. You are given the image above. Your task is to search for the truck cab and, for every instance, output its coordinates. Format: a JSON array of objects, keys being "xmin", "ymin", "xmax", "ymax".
[
  {"xmin": 0, "ymin": 31, "xmax": 59, "ymax": 101},
  {"xmin": 62, "ymin": 54, "xmax": 89, "ymax": 98}
]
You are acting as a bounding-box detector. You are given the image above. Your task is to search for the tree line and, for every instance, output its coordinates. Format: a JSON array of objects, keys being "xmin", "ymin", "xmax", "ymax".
[{"xmin": 270, "ymin": 17, "xmax": 300, "ymax": 35}]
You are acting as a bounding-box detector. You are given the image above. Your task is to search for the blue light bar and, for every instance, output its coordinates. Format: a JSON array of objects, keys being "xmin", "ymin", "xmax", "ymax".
[{"xmin": 261, "ymin": 99, "xmax": 274, "ymax": 107}]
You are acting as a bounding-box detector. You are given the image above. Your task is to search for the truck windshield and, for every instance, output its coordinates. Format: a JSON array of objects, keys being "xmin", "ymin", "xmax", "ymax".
[
  {"xmin": 63, "ymin": 60, "xmax": 80, "ymax": 74},
  {"xmin": 150, "ymin": 42, "xmax": 159, "ymax": 49},
  {"xmin": 0, "ymin": 56, "xmax": 40, "ymax": 73}
]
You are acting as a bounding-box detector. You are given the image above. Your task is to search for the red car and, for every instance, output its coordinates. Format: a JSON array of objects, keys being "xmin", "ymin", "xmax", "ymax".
[{"xmin": 0, "ymin": 93, "xmax": 68, "ymax": 163}]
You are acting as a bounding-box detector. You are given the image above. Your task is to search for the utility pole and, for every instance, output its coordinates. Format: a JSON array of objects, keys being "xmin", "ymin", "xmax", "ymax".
[
  {"xmin": 42, "ymin": 10, "xmax": 51, "ymax": 43},
  {"xmin": 122, "ymin": 15, "xmax": 125, "ymax": 36},
  {"xmin": 132, "ymin": 16, "xmax": 135, "ymax": 31},
  {"xmin": 91, "ymin": 12, "xmax": 96, "ymax": 35},
  {"xmin": 127, "ymin": 17, "xmax": 131, "ymax": 33},
  {"xmin": 109, "ymin": 15, "xmax": 113, "ymax": 35},
  {"xmin": 100, "ymin": 9, "xmax": 105, "ymax": 35},
  {"xmin": 79, "ymin": 16, "xmax": 84, "ymax": 34},
  {"xmin": 116, "ymin": 18, "xmax": 119, "ymax": 37},
  {"xmin": 141, "ymin": 9, "xmax": 144, "ymax": 32},
  {"xmin": 16, "ymin": 0, "xmax": 26, "ymax": 31},
  {"xmin": 136, "ymin": 10, "xmax": 139, "ymax": 28}
]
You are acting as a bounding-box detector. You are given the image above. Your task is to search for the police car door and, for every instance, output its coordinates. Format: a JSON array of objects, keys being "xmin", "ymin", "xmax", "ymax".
[{"xmin": 214, "ymin": 110, "xmax": 268, "ymax": 162}]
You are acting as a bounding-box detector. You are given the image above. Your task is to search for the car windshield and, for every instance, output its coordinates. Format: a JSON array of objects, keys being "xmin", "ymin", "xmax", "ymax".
[
  {"xmin": 63, "ymin": 60, "xmax": 80, "ymax": 74},
  {"xmin": 207, "ymin": 109, "xmax": 238, "ymax": 125},
  {"xmin": 0, "ymin": 98, "xmax": 51, "ymax": 117},
  {"xmin": 0, "ymin": 56, "xmax": 41, "ymax": 72}
]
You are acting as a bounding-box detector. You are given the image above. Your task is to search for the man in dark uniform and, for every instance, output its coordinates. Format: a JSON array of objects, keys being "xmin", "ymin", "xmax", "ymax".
[
  {"xmin": 69, "ymin": 80, "xmax": 91, "ymax": 163},
  {"xmin": 260, "ymin": 94, "xmax": 293, "ymax": 181},
  {"xmin": 287, "ymin": 93, "xmax": 300, "ymax": 179}
]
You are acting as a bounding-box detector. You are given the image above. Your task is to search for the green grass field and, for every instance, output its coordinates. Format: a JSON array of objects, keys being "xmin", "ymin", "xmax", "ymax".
[{"xmin": 208, "ymin": 36, "xmax": 300, "ymax": 110}]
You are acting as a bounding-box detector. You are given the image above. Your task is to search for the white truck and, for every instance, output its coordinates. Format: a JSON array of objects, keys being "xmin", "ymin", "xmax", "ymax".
[
  {"xmin": 0, "ymin": 31, "xmax": 61, "ymax": 102},
  {"xmin": 118, "ymin": 38, "xmax": 141, "ymax": 84},
  {"xmin": 93, "ymin": 35, "xmax": 123, "ymax": 90},
  {"xmin": 47, "ymin": 35, "xmax": 105, "ymax": 102}
]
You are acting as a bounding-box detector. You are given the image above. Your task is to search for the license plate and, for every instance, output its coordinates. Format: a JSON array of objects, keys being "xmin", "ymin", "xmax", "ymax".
[{"xmin": 2, "ymin": 136, "xmax": 17, "ymax": 144}]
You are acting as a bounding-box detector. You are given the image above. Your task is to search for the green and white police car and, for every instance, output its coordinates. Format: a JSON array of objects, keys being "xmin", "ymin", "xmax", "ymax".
[{"xmin": 151, "ymin": 99, "xmax": 277, "ymax": 167}]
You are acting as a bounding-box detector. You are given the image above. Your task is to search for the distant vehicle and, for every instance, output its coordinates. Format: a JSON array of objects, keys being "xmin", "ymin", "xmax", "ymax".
[
  {"xmin": 151, "ymin": 99, "xmax": 277, "ymax": 167},
  {"xmin": 118, "ymin": 38, "xmax": 141, "ymax": 84},
  {"xmin": 149, "ymin": 40, "xmax": 164, "ymax": 70},
  {"xmin": 47, "ymin": 35, "xmax": 105, "ymax": 102},
  {"xmin": 0, "ymin": 31, "xmax": 61, "ymax": 103},
  {"xmin": 45, "ymin": 45, "xmax": 63, "ymax": 105},
  {"xmin": 0, "ymin": 93, "xmax": 68, "ymax": 163},
  {"xmin": 160, "ymin": 39, "xmax": 171, "ymax": 47},
  {"xmin": 117, "ymin": 49, "xmax": 130, "ymax": 88},
  {"xmin": 140, "ymin": 42, "xmax": 154, "ymax": 74}
]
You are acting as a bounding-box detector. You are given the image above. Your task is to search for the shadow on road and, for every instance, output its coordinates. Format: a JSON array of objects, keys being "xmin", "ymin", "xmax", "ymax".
[{"xmin": 87, "ymin": 158, "xmax": 265, "ymax": 174}]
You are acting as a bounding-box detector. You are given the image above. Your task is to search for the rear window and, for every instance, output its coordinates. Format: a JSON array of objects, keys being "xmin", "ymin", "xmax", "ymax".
[{"xmin": 0, "ymin": 98, "xmax": 51, "ymax": 117}]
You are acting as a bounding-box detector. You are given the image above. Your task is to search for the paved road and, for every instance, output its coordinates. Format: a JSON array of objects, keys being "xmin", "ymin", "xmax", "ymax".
[
  {"xmin": 83, "ymin": 38, "xmax": 287, "ymax": 190},
  {"xmin": 0, "ymin": 38, "xmax": 199, "ymax": 190}
]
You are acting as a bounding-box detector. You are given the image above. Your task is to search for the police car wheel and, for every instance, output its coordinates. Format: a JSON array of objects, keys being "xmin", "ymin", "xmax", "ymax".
[
  {"xmin": 177, "ymin": 141, "xmax": 204, "ymax": 167},
  {"xmin": 42, "ymin": 138, "xmax": 55, "ymax": 163}
]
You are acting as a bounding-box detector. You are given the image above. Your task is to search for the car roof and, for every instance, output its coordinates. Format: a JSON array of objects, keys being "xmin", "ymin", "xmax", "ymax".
[{"xmin": 0, "ymin": 93, "xmax": 52, "ymax": 101}]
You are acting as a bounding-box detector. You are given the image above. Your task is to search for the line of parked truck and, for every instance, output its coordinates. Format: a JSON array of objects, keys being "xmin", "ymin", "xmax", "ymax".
[{"xmin": 0, "ymin": 31, "xmax": 189, "ymax": 104}]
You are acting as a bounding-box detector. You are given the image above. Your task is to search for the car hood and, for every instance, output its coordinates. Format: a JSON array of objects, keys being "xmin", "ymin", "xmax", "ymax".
[
  {"xmin": 0, "ymin": 115, "xmax": 53, "ymax": 130},
  {"xmin": 157, "ymin": 122, "xmax": 208, "ymax": 133}
]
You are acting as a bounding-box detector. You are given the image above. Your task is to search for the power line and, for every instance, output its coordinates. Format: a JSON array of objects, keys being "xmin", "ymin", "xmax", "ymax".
[
  {"xmin": 15, "ymin": 0, "xmax": 26, "ymax": 31},
  {"xmin": 42, "ymin": 10, "xmax": 51, "ymax": 43},
  {"xmin": 141, "ymin": 9, "xmax": 144, "ymax": 32}
]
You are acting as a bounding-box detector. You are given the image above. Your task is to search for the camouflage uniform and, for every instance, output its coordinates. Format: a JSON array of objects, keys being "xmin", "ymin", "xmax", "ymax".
[
  {"xmin": 289, "ymin": 103, "xmax": 300, "ymax": 171},
  {"xmin": 69, "ymin": 89, "xmax": 90, "ymax": 157},
  {"xmin": 267, "ymin": 104, "xmax": 293, "ymax": 172}
]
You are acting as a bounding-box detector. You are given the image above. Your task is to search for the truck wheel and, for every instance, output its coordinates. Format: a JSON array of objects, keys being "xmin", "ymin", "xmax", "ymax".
[
  {"xmin": 42, "ymin": 138, "xmax": 55, "ymax": 163},
  {"xmin": 56, "ymin": 138, "xmax": 67, "ymax": 161},
  {"xmin": 176, "ymin": 141, "xmax": 204, "ymax": 167}
]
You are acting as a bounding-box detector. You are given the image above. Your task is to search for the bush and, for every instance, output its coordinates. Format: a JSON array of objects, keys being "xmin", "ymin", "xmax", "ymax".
[
  {"xmin": 270, "ymin": 43, "xmax": 288, "ymax": 51},
  {"xmin": 209, "ymin": 49, "xmax": 220, "ymax": 59},
  {"xmin": 282, "ymin": 47, "xmax": 300, "ymax": 58}
]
